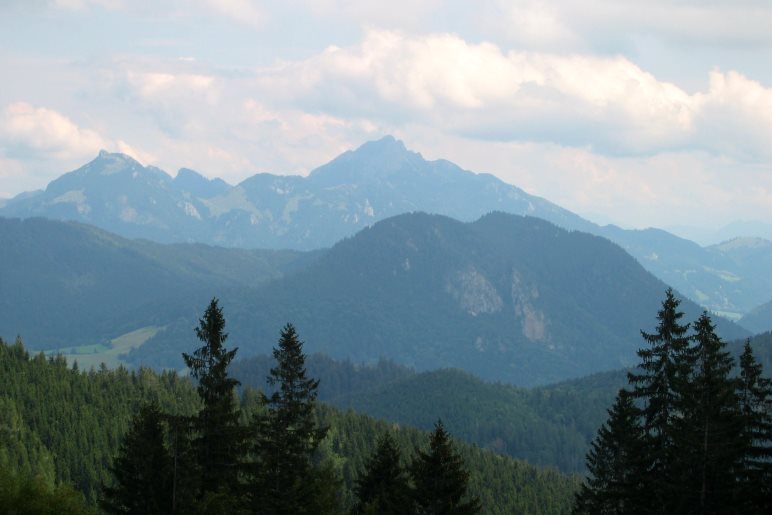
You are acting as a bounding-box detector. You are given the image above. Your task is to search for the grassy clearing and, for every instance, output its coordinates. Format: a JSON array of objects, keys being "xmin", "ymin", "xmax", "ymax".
[{"xmin": 46, "ymin": 326, "xmax": 161, "ymax": 369}]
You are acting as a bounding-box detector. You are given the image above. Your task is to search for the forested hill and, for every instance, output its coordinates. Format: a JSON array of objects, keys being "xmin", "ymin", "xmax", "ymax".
[
  {"xmin": 233, "ymin": 331, "xmax": 772, "ymax": 475},
  {"xmin": 0, "ymin": 216, "xmax": 318, "ymax": 347},
  {"xmin": 141, "ymin": 212, "xmax": 747, "ymax": 385},
  {"xmin": 0, "ymin": 337, "xmax": 580, "ymax": 514}
]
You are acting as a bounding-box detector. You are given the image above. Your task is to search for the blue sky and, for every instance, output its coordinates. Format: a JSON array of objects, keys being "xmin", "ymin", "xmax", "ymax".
[{"xmin": 1, "ymin": 1, "xmax": 771, "ymax": 236}]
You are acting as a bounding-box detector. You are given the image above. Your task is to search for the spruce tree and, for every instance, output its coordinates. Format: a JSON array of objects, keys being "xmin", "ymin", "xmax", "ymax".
[
  {"xmin": 676, "ymin": 313, "xmax": 741, "ymax": 515},
  {"xmin": 182, "ymin": 298, "xmax": 247, "ymax": 502},
  {"xmin": 251, "ymin": 323, "xmax": 340, "ymax": 514},
  {"xmin": 573, "ymin": 389, "xmax": 647, "ymax": 515},
  {"xmin": 627, "ymin": 288, "xmax": 691, "ymax": 513},
  {"xmin": 101, "ymin": 402, "xmax": 174, "ymax": 515},
  {"xmin": 353, "ymin": 432, "xmax": 414, "ymax": 515},
  {"xmin": 736, "ymin": 341, "xmax": 772, "ymax": 512},
  {"xmin": 410, "ymin": 419, "xmax": 481, "ymax": 515}
]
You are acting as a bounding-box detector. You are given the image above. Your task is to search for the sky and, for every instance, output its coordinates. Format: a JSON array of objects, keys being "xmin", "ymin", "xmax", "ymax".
[{"xmin": 1, "ymin": 0, "xmax": 771, "ymax": 236}]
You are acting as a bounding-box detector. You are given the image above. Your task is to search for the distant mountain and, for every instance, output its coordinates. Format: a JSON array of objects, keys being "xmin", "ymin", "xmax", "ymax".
[
  {"xmin": 0, "ymin": 217, "xmax": 316, "ymax": 348},
  {"xmin": 0, "ymin": 138, "xmax": 592, "ymax": 249},
  {"xmin": 0, "ymin": 151, "xmax": 221, "ymax": 243},
  {"xmin": 172, "ymin": 168, "xmax": 230, "ymax": 199},
  {"xmin": 135, "ymin": 212, "xmax": 748, "ymax": 385},
  {"xmin": 740, "ymin": 301, "xmax": 772, "ymax": 334},
  {"xmin": 2, "ymin": 137, "xmax": 770, "ymax": 316},
  {"xmin": 598, "ymin": 229, "xmax": 772, "ymax": 317}
]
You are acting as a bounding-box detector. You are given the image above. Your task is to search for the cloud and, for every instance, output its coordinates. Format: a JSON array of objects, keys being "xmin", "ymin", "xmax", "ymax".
[
  {"xmin": 200, "ymin": 0, "xmax": 264, "ymax": 28},
  {"xmin": 0, "ymin": 102, "xmax": 106, "ymax": 160},
  {"xmin": 0, "ymin": 102, "xmax": 153, "ymax": 192},
  {"xmin": 252, "ymin": 29, "xmax": 772, "ymax": 160}
]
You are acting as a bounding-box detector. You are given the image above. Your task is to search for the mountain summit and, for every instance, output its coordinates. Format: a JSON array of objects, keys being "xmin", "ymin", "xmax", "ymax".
[{"xmin": 2, "ymin": 138, "xmax": 770, "ymax": 317}]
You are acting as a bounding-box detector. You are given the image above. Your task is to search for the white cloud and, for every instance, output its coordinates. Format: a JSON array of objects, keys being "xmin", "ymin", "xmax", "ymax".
[
  {"xmin": 200, "ymin": 0, "xmax": 263, "ymax": 29},
  {"xmin": 484, "ymin": 1, "xmax": 772, "ymax": 50},
  {"xmin": 0, "ymin": 102, "xmax": 153, "ymax": 191},
  {"xmin": 0, "ymin": 102, "xmax": 106, "ymax": 160},
  {"xmin": 252, "ymin": 29, "xmax": 772, "ymax": 159}
]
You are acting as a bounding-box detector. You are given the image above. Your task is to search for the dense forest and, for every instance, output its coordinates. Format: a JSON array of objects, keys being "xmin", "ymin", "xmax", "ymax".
[
  {"xmin": 0, "ymin": 302, "xmax": 579, "ymax": 514},
  {"xmin": 232, "ymin": 331, "xmax": 772, "ymax": 475},
  {"xmin": 2, "ymin": 291, "xmax": 770, "ymax": 513}
]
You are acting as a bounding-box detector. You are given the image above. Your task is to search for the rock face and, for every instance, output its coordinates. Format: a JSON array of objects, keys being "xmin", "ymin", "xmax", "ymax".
[{"xmin": 446, "ymin": 267, "xmax": 503, "ymax": 316}]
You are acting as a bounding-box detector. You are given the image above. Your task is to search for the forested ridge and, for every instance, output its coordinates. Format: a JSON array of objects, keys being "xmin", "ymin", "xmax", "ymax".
[
  {"xmin": 0, "ymin": 318, "xmax": 579, "ymax": 514},
  {"xmin": 2, "ymin": 294, "xmax": 769, "ymax": 513},
  {"xmin": 232, "ymin": 331, "xmax": 772, "ymax": 475}
]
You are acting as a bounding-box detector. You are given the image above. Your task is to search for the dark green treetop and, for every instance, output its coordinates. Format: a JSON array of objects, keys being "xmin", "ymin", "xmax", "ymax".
[
  {"xmin": 573, "ymin": 389, "xmax": 647, "ymax": 515},
  {"xmin": 676, "ymin": 312, "xmax": 741, "ymax": 514},
  {"xmin": 410, "ymin": 419, "xmax": 481, "ymax": 515},
  {"xmin": 737, "ymin": 340, "xmax": 772, "ymax": 512},
  {"xmin": 353, "ymin": 432, "xmax": 414, "ymax": 515},
  {"xmin": 182, "ymin": 298, "xmax": 248, "ymax": 500},
  {"xmin": 627, "ymin": 288, "xmax": 692, "ymax": 512},
  {"xmin": 101, "ymin": 402, "xmax": 174, "ymax": 515},
  {"xmin": 251, "ymin": 323, "xmax": 340, "ymax": 514}
]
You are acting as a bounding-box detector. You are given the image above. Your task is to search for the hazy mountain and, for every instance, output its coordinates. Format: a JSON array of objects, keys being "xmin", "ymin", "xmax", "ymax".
[
  {"xmin": 740, "ymin": 301, "xmax": 772, "ymax": 334},
  {"xmin": 135, "ymin": 212, "xmax": 748, "ymax": 385},
  {"xmin": 2, "ymin": 137, "xmax": 770, "ymax": 317},
  {"xmin": 0, "ymin": 137, "xmax": 592, "ymax": 249},
  {"xmin": 172, "ymin": 168, "xmax": 231, "ymax": 199},
  {"xmin": 0, "ymin": 151, "xmax": 218, "ymax": 243},
  {"xmin": 598, "ymin": 229, "xmax": 772, "ymax": 318},
  {"xmin": 0, "ymin": 217, "xmax": 316, "ymax": 347}
]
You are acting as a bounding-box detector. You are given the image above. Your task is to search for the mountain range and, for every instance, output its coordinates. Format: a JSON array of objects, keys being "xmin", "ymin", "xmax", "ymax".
[
  {"xmin": 2, "ymin": 211, "xmax": 747, "ymax": 385},
  {"xmin": 2, "ymin": 137, "xmax": 770, "ymax": 322}
]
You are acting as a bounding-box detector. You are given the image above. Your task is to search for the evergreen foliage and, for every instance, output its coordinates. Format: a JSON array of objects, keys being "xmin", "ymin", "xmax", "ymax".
[
  {"xmin": 410, "ymin": 420, "xmax": 481, "ymax": 515},
  {"xmin": 0, "ymin": 333, "xmax": 582, "ymax": 514},
  {"xmin": 626, "ymin": 288, "xmax": 691, "ymax": 512},
  {"xmin": 100, "ymin": 402, "xmax": 174, "ymax": 514},
  {"xmin": 678, "ymin": 313, "xmax": 741, "ymax": 514},
  {"xmin": 352, "ymin": 432, "xmax": 413, "ymax": 514},
  {"xmin": 0, "ymin": 466, "xmax": 94, "ymax": 515},
  {"xmin": 736, "ymin": 341, "xmax": 772, "ymax": 512},
  {"xmin": 182, "ymin": 298, "xmax": 248, "ymax": 499},
  {"xmin": 251, "ymin": 323, "xmax": 340, "ymax": 514},
  {"xmin": 572, "ymin": 390, "xmax": 646, "ymax": 514},
  {"xmin": 576, "ymin": 291, "xmax": 772, "ymax": 514}
]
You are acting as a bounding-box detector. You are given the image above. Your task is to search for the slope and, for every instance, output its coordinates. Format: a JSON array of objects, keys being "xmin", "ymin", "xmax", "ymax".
[
  {"xmin": 0, "ymin": 217, "xmax": 316, "ymax": 349},
  {"xmin": 137, "ymin": 211, "xmax": 748, "ymax": 385}
]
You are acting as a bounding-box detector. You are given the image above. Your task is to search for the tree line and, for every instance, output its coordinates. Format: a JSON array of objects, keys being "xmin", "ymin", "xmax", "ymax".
[
  {"xmin": 0, "ymin": 330, "xmax": 578, "ymax": 514},
  {"xmin": 574, "ymin": 289, "xmax": 772, "ymax": 514},
  {"xmin": 101, "ymin": 299, "xmax": 481, "ymax": 514}
]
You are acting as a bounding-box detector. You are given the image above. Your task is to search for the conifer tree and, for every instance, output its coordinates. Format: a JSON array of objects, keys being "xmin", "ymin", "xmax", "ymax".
[
  {"xmin": 182, "ymin": 298, "xmax": 247, "ymax": 502},
  {"xmin": 627, "ymin": 288, "xmax": 691, "ymax": 513},
  {"xmin": 677, "ymin": 313, "xmax": 741, "ymax": 514},
  {"xmin": 736, "ymin": 341, "xmax": 772, "ymax": 512},
  {"xmin": 251, "ymin": 323, "xmax": 340, "ymax": 514},
  {"xmin": 353, "ymin": 432, "xmax": 414, "ymax": 515},
  {"xmin": 101, "ymin": 402, "xmax": 174, "ymax": 515},
  {"xmin": 573, "ymin": 389, "xmax": 647, "ymax": 515},
  {"xmin": 410, "ymin": 420, "xmax": 481, "ymax": 515}
]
